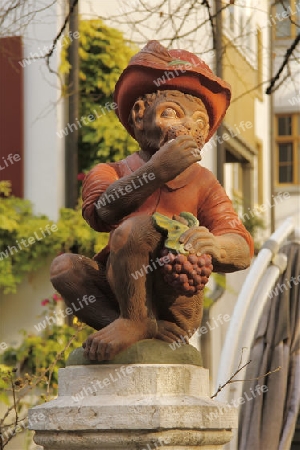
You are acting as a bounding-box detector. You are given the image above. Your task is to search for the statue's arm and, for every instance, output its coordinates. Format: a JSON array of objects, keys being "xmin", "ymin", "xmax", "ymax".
[
  {"xmin": 179, "ymin": 170, "xmax": 254, "ymax": 273},
  {"xmin": 82, "ymin": 160, "xmax": 161, "ymax": 230},
  {"xmin": 212, "ymin": 233, "xmax": 253, "ymax": 272},
  {"xmin": 181, "ymin": 229, "xmax": 252, "ymax": 272},
  {"xmin": 86, "ymin": 136, "xmax": 201, "ymax": 226},
  {"xmin": 94, "ymin": 160, "xmax": 162, "ymax": 225}
]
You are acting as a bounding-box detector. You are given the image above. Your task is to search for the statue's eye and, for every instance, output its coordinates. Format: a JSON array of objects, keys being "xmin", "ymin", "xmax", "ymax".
[
  {"xmin": 196, "ymin": 118, "xmax": 206, "ymax": 128},
  {"xmin": 161, "ymin": 108, "xmax": 177, "ymax": 118}
]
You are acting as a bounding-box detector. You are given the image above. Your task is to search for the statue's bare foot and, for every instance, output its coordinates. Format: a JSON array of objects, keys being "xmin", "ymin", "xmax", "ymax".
[
  {"xmin": 82, "ymin": 318, "xmax": 157, "ymax": 361},
  {"xmin": 156, "ymin": 320, "xmax": 189, "ymax": 344}
]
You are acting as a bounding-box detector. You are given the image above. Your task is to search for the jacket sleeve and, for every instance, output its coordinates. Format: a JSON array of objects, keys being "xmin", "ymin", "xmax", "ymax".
[
  {"xmin": 82, "ymin": 163, "xmax": 119, "ymax": 232},
  {"xmin": 197, "ymin": 168, "xmax": 254, "ymax": 258}
]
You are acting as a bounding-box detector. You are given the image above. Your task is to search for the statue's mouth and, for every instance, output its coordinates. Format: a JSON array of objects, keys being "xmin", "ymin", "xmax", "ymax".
[{"xmin": 159, "ymin": 125, "xmax": 205, "ymax": 149}]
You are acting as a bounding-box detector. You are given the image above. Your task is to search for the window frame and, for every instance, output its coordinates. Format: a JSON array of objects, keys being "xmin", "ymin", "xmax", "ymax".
[
  {"xmin": 275, "ymin": 113, "xmax": 300, "ymax": 186},
  {"xmin": 273, "ymin": 0, "xmax": 300, "ymax": 39}
]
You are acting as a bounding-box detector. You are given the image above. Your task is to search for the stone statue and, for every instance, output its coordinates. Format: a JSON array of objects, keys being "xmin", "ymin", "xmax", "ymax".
[{"xmin": 50, "ymin": 40, "xmax": 254, "ymax": 362}]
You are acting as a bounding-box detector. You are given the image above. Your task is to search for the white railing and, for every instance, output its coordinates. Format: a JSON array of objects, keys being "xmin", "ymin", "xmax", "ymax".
[{"xmin": 215, "ymin": 217, "xmax": 298, "ymax": 449}]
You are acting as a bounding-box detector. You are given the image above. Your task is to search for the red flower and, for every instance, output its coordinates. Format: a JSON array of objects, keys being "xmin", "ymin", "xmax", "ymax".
[
  {"xmin": 52, "ymin": 293, "xmax": 62, "ymax": 302},
  {"xmin": 77, "ymin": 173, "xmax": 86, "ymax": 181},
  {"xmin": 41, "ymin": 299, "xmax": 50, "ymax": 306}
]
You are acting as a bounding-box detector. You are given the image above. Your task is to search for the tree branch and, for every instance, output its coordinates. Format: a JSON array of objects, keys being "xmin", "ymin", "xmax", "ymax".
[
  {"xmin": 45, "ymin": 0, "xmax": 79, "ymax": 67},
  {"xmin": 211, "ymin": 359, "xmax": 252, "ymax": 399},
  {"xmin": 266, "ymin": 33, "xmax": 300, "ymax": 94},
  {"xmin": 211, "ymin": 347, "xmax": 282, "ymax": 400},
  {"xmin": 201, "ymin": 0, "xmax": 216, "ymax": 49},
  {"xmin": 279, "ymin": 0, "xmax": 300, "ymax": 27}
]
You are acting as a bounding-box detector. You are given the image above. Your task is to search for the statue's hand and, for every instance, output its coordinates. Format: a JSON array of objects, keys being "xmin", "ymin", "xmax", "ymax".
[
  {"xmin": 179, "ymin": 226, "xmax": 226, "ymax": 262},
  {"xmin": 151, "ymin": 135, "xmax": 201, "ymax": 183}
]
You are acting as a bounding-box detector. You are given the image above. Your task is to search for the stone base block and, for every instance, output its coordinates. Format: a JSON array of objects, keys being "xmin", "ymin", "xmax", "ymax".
[
  {"xmin": 29, "ymin": 364, "xmax": 237, "ymax": 449},
  {"xmin": 31, "ymin": 430, "xmax": 234, "ymax": 450}
]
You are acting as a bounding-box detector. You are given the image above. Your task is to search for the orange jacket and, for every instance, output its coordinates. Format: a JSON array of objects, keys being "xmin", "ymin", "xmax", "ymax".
[{"xmin": 82, "ymin": 152, "xmax": 254, "ymax": 259}]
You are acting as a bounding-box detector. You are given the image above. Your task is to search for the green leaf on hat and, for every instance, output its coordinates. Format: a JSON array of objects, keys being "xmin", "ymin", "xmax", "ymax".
[{"xmin": 168, "ymin": 59, "xmax": 191, "ymax": 66}]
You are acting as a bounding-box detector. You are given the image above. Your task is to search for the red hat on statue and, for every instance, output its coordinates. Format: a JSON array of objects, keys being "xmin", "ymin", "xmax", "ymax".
[{"xmin": 114, "ymin": 40, "xmax": 231, "ymax": 142}]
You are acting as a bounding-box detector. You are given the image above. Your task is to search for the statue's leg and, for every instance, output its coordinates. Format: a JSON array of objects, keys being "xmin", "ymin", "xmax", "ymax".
[
  {"xmin": 83, "ymin": 215, "xmax": 164, "ymax": 361},
  {"xmin": 50, "ymin": 253, "xmax": 119, "ymax": 330},
  {"xmin": 153, "ymin": 261, "xmax": 204, "ymax": 344}
]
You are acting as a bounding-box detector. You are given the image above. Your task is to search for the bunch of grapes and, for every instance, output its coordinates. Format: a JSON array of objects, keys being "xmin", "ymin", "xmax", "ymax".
[{"xmin": 160, "ymin": 249, "xmax": 213, "ymax": 297}]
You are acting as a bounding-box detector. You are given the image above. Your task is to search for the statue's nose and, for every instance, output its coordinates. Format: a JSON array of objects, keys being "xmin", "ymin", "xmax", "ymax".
[{"xmin": 182, "ymin": 117, "xmax": 194, "ymax": 131}]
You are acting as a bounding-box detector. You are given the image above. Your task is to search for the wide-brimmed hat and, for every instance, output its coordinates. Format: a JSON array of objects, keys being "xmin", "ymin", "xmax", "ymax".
[{"xmin": 114, "ymin": 40, "xmax": 231, "ymax": 142}]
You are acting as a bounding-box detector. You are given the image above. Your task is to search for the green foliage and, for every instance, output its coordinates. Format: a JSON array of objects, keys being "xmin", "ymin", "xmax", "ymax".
[
  {"xmin": 61, "ymin": 19, "xmax": 139, "ymax": 172},
  {"xmin": 242, "ymin": 213, "xmax": 265, "ymax": 247},
  {"xmin": 0, "ymin": 295, "xmax": 94, "ymax": 450},
  {"xmin": 1, "ymin": 293, "xmax": 93, "ymax": 391},
  {"xmin": 0, "ymin": 180, "xmax": 11, "ymax": 197},
  {"xmin": 0, "ymin": 182, "xmax": 108, "ymax": 294},
  {"xmin": 0, "ymin": 364, "xmax": 12, "ymax": 405},
  {"xmin": 232, "ymin": 194, "xmax": 266, "ymax": 251}
]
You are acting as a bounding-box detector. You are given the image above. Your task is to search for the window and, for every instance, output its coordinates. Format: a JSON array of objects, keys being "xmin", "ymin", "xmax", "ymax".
[
  {"xmin": 275, "ymin": 114, "xmax": 300, "ymax": 185},
  {"xmin": 232, "ymin": 161, "xmax": 244, "ymax": 196},
  {"xmin": 274, "ymin": 0, "xmax": 300, "ymax": 38},
  {"xmin": 225, "ymin": 149, "xmax": 251, "ymax": 213}
]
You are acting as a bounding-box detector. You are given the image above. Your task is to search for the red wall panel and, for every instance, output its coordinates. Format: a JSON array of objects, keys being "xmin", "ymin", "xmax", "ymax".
[{"xmin": 0, "ymin": 36, "xmax": 24, "ymax": 197}]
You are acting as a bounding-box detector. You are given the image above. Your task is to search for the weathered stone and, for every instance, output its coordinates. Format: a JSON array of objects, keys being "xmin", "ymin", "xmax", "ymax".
[
  {"xmin": 29, "ymin": 364, "xmax": 237, "ymax": 449},
  {"xmin": 29, "ymin": 430, "xmax": 235, "ymax": 449},
  {"xmin": 66, "ymin": 339, "xmax": 203, "ymax": 366}
]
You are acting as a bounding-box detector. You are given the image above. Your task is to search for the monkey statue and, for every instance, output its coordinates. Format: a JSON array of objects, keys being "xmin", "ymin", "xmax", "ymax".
[{"xmin": 50, "ymin": 40, "xmax": 254, "ymax": 362}]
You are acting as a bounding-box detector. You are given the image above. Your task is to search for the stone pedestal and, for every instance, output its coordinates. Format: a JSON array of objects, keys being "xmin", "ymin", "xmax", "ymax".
[{"xmin": 29, "ymin": 361, "xmax": 237, "ymax": 449}]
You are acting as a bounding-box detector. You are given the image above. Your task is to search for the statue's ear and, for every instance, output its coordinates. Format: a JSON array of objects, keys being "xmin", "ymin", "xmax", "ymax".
[{"xmin": 130, "ymin": 99, "xmax": 146, "ymax": 131}]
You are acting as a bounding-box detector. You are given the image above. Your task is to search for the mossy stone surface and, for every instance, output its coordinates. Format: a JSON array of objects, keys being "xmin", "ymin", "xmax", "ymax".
[{"xmin": 66, "ymin": 339, "xmax": 202, "ymax": 366}]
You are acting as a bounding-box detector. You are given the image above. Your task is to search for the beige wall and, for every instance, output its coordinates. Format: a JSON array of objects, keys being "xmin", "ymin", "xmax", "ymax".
[
  {"xmin": 0, "ymin": 258, "xmax": 53, "ymax": 348},
  {"xmin": 223, "ymin": 37, "xmax": 257, "ymax": 145}
]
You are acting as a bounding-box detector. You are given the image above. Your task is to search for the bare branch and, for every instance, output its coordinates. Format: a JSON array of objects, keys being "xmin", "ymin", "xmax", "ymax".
[
  {"xmin": 279, "ymin": 0, "xmax": 300, "ymax": 27},
  {"xmin": 45, "ymin": 0, "xmax": 78, "ymax": 67},
  {"xmin": 211, "ymin": 347, "xmax": 282, "ymax": 400},
  {"xmin": 266, "ymin": 33, "xmax": 300, "ymax": 94},
  {"xmin": 201, "ymin": 0, "xmax": 216, "ymax": 49},
  {"xmin": 211, "ymin": 359, "xmax": 252, "ymax": 399},
  {"xmin": 233, "ymin": 366, "xmax": 281, "ymax": 382},
  {"xmin": 0, "ymin": 326, "xmax": 83, "ymax": 433},
  {"xmin": 231, "ymin": 80, "xmax": 271, "ymax": 103},
  {"xmin": 168, "ymin": 0, "xmax": 199, "ymax": 46}
]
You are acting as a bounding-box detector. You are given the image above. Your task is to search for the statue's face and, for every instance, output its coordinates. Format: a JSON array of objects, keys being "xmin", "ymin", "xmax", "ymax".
[{"xmin": 131, "ymin": 91, "xmax": 210, "ymax": 154}]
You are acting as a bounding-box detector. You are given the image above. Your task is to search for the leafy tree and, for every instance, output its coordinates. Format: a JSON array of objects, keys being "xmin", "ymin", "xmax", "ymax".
[
  {"xmin": 0, "ymin": 181, "xmax": 108, "ymax": 293},
  {"xmin": 1, "ymin": 293, "xmax": 93, "ymax": 388},
  {"xmin": 0, "ymin": 295, "xmax": 93, "ymax": 449},
  {"xmin": 61, "ymin": 19, "xmax": 139, "ymax": 173}
]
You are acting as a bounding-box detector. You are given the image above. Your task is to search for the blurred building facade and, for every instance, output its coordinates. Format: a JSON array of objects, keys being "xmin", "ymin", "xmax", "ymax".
[
  {"xmin": 272, "ymin": 0, "xmax": 300, "ymax": 229},
  {"xmin": 0, "ymin": 0, "xmax": 66, "ymax": 221}
]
